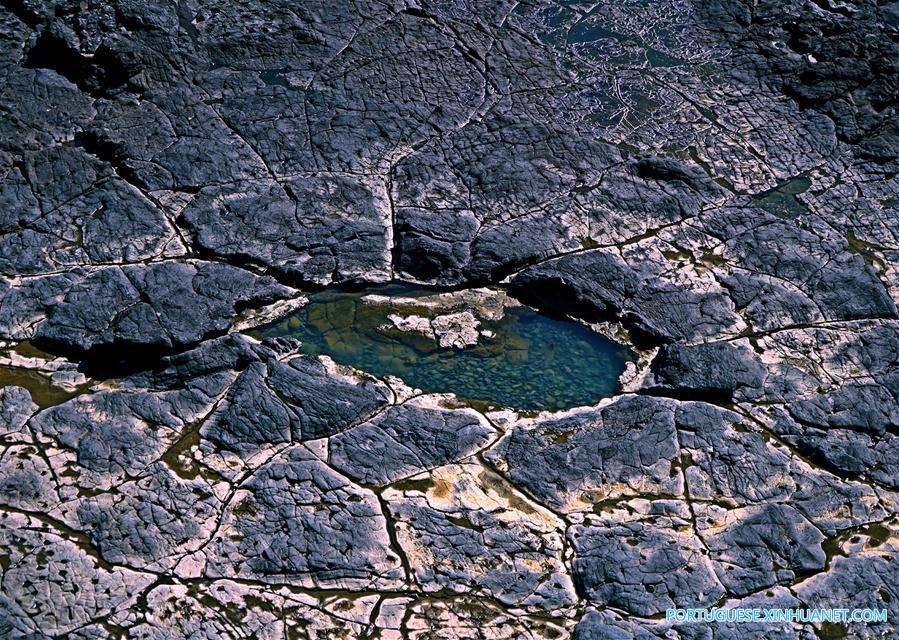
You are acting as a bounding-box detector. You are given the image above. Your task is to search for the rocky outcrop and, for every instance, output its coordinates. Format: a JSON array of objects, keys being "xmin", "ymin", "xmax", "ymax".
[{"xmin": 0, "ymin": 0, "xmax": 896, "ymax": 638}]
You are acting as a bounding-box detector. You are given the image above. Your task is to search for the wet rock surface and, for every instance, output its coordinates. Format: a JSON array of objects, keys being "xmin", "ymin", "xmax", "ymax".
[{"xmin": 0, "ymin": 0, "xmax": 897, "ymax": 638}]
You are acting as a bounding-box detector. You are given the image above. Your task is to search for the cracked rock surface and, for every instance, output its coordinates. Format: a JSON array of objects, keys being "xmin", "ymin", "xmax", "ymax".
[{"xmin": 0, "ymin": 0, "xmax": 897, "ymax": 638}]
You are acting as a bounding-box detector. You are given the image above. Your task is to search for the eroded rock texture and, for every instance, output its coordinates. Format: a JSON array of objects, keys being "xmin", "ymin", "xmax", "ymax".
[{"xmin": 0, "ymin": 0, "xmax": 897, "ymax": 638}]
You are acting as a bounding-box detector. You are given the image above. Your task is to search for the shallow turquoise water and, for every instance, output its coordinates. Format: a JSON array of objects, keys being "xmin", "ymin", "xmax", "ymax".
[{"xmin": 252, "ymin": 285, "xmax": 632, "ymax": 411}]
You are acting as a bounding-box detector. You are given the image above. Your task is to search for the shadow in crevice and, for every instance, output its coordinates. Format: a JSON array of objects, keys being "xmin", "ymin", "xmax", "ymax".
[{"xmin": 24, "ymin": 27, "xmax": 132, "ymax": 96}]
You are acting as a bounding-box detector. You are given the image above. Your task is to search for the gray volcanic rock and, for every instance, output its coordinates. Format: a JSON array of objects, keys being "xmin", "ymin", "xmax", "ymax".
[
  {"xmin": 793, "ymin": 542, "xmax": 899, "ymax": 640},
  {"xmin": 393, "ymin": 114, "xmax": 623, "ymax": 284},
  {"xmin": 673, "ymin": 402, "xmax": 795, "ymax": 506},
  {"xmin": 698, "ymin": 503, "xmax": 826, "ymax": 596},
  {"xmin": 696, "ymin": 0, "xmax": 899, "ymax": 160},
  {"xmin": 383, "ymin": 462, "xmax": 577, "ymax": 611},
  {"xmin": 202, "ymin": 353, "xmax": 392, "ymax": 452},
  {"xmin": 0, "ymin": 271, "xmax": 85, "ymax": 341},
  {"xmin": 0, "ymin": 385, "xmax": 38, "ymax": 433},
  {"xmin": 774, "ymin": 423, "xmax": 899, "ymax": 489},
  {"xmin": 0, "ymin": 438, "xmax": 59, "ymax": 513},
  {"xmin": 485, "ymin": 395, "xmax": 683, "ymax": 512},
  {"xmin": 127, "ymin": 333, "xmax": 273, "ymax": 388},
  {"xmin": 1, "ymin": 0, "xmax": 898, "ymax": 637},
  {"xmin": 395, "ymin": 207, "xmax": 480, "ymax": 285},
  {"xmin": 0, "ymin": 67, "xmax": 95, "ymax": 155},
  {"xmin": 744, "ymin": 320, "xmax": 899, "ymax": 487},
  {"xmin": 702, "ymin": 206, "xmax": 897, "ymax": 322},
  {"xmin": 28, "ymin": 373, "xmax": 220, "ymax": 482},
  {"xmin": 29, "ymin": 261, "xmax": 294, "ymax": 356},
  {"xmin": 0, "ymin": 512, "xmax": 155, "ymax": 637},
  {"xmin": 568, "ymin": 503, "xmax": 726, "ymax": 616},
  {"xmin": 643, "ymin": 340, "xmax": 766, "ymax": 402},
  {"xmin": 75, "ymin": 463, "xmax": 221, "ymax": 571},
  {"xmin": 574, "ymin": 592, "xmax": 804, "ymax": 640},
  {"xmin": 179, "ymin": 446, "xmax": 405, "ymax": 590},
  {"xmin": 508, "ymin": 249, "xmax": 741, "ymax": 345},
  {"xmin": 181, "ymin": 175, "xmax": 392, "ymax": 285},
  {"xmin": 329, "ymin": 403, "xmax": 496, "ymax": 486},
  {"xmin": 0, "ymin": 146, "xmax": 183, "ymax": 275}
]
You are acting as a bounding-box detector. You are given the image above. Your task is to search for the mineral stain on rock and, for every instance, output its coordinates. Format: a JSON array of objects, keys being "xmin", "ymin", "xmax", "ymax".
[{"xmin": 252, "ymin": 284, "xmax": 632, "ymax": 411}]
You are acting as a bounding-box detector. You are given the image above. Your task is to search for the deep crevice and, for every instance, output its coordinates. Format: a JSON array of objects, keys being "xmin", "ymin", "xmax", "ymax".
[{"xmin": 24, "ymin": 27, "xmax": 132, "ymax": 97}]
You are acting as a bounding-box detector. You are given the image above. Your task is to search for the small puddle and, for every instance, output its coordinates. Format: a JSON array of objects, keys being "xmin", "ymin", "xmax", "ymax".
[
  {"xmin": 751, "ymin": 176, "xmax": 811, "ymax": 219},
  {"xmin": 0, "ymin": 366, "xmax": 77, "ymax": 408},
  {"xmin": 251, "ymin": 285, "xmax": 633, "ymax": 412}
]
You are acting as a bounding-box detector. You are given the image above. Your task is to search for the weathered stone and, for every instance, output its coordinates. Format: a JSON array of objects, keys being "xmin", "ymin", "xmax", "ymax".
[
  {"xmin": 509, "ymin": 249, "xmax": 742, "ymax": 346},
  {"xmin": 384, "ymin": 462, "xmax": 577, "ymax": 611},
  {"xmin": 485, "ymin": 395, "xmax": 682, "ymax": 512},
  {"xmin": 643, "ymin": 340, "xmax": 766, "ymax": 402},
  {"xmin": 178, "ymin": 446, "xmax": 405, "ymax": 590},
  {"xmin": 202, "ymin": 353, "xmax": 392, "ymax": 452},
  {"xmin": 330, "ymin": 401, "xmax": 495, "ymax": 486},
  {"xmin": 568, "ymin": 503, "xmax": 725, "ymax": 616},
  {"xmin": 182, "ymin": 175, "xmax": 392, "ymax": 286},
  {"xmin": 1, "ymin": 0, "xmax": 897, "ymax": 634},
  {"xmin": 31, "ymin": 261, "xmax": 294, "ymax": 357}
]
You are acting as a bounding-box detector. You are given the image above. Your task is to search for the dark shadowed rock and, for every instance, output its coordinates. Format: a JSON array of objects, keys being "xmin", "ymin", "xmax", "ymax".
[
  {"xmin": 202, "ymin": 354, "xmax": 392, "ymax": 452},
  {"xmin": 31, "ymin": 261, "xmax": 294, "ymax": 358},
  {"xmin": 509, "ymin": 250, "xmax": 741, "ymax": 346},
  {"xmin": 643, "ymin": 340, "xmax": 766, "ymax": 402}
]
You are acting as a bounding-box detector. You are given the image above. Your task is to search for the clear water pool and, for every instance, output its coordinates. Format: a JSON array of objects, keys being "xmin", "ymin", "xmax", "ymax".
[{"xmin": 251, "ymin": 285, "xmax": 632, "ymax": 411}]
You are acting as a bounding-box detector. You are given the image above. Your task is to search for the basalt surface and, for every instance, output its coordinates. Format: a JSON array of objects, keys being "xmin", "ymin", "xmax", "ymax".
[{"xmin": 0, "ymin": 1, "xmax": 897, "ymax": 639}]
